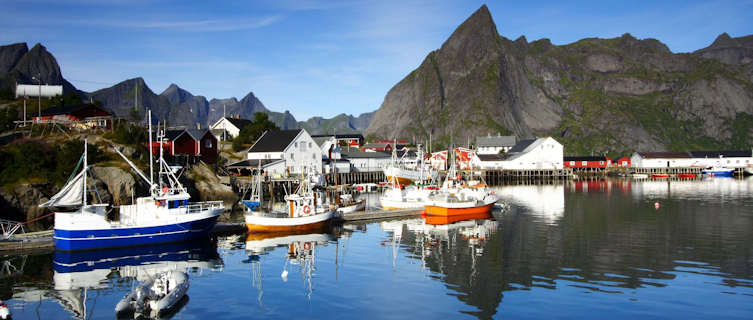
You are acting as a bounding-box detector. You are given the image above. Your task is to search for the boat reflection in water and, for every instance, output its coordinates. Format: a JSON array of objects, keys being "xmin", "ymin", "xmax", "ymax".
[
  {"xmin": 246, "ymin": 231, "xmax": 335, "ymax": 303},
  {"xmin": 379, "ymin": 211, "xmax": 499, "ymax": 271},
  {"xmin": 51, "ymin": 240, "xmax": 222, "ymax": 319}
]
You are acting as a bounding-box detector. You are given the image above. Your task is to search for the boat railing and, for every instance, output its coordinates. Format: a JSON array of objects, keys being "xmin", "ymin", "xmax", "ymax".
[{"xmin": 187, "ymin": 201, "xmax": 224, "ymax": 214}]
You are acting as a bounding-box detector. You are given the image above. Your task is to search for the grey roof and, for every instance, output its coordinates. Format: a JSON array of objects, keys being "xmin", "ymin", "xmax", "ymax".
[
  {"xmin": 689, "ymin": 150, "xmax": 752, "ymax": 158},
  {"xmin": 507, "ymin": 139, "xmax": 536, "ymax": 153},
  {"xmin": 476, "ymin": 135, "xmax": 516, "ymax": 147},
  {"xmin": 248, "ymin": 129, "xmax": 302, "ymax": 153},
  {"xmin": 362, "ymin": 142, "xmax": 391, "ymax": 149},
  {"xmin": 341, "ymin": 150, "xmax": 391, "ymax": 159},
  {"xmin": 313, "ymin": 136, "xmax": 332, "ymax": 147},
  {"xmin": 185, "ymin": 129, "xmax": 211, "ymax": 141},
  {"xmin": 225, "ymin": 117, "xmax": 253, "ymax": 130},
  {"xmin": 477, "ymin": 154, "xmax": 508, "ymax": 161}
]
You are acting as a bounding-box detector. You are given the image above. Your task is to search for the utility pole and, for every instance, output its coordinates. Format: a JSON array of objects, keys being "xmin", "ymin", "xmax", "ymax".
[{"xmin": 32, "ymin": 75, "xmax": 41, "ymax": 122}]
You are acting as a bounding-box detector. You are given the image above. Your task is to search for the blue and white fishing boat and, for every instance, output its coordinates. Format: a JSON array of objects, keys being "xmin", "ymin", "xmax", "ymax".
[
  {"xmin": 701, "ymin": 166, "xmax": 734, "ymax": 177},
  {"xmin": 42, "ymin": 111, "xmax": 223, "ymax": 251}
]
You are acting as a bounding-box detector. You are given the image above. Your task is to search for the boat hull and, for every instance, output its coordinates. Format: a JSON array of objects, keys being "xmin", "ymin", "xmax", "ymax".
[
  {"xmin": 424, "ymin": 202, "xmax": 495, "ymax": 217},
  {"xmin": 245, "ymin": 211, "xmax": 334, "ymax": 233},
  {"xmin": 54, "ymin": 214, "xmax": 220, "ymax": 251},
  {"xmin": 702, "ymin": 170, "xmax": 734, "ymax": 177},
  {"xmin": 385, "ymin": 176, "xmax": 415, "ymax": 186}
]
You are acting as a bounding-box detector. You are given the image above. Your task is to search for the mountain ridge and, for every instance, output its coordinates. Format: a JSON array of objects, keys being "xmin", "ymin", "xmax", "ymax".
[{"xmin": 365, "ymin": 5, "xmax": 753, "ymax": 155}]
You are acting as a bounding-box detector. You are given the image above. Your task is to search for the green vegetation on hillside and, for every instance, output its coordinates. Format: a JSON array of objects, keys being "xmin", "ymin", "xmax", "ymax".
[
  {"xmin": 232, "ymin": 112, "xmax": 279, "ymax": 151},
  {"xmin": 0, "ymin": 139, "xmax": 107, "ymax": 187}
]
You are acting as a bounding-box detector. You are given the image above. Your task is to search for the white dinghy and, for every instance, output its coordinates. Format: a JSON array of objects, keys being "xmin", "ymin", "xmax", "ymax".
[{"xmin": 115, "ymin": 270, "xmax": 189, "ymax": 318}]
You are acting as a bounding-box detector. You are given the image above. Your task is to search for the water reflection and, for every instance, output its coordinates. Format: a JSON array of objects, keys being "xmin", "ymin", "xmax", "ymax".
[
  {"xmin": 374, "ymin": 179, "xmax": 753, "ymax": 318},
  {"xmin": 9, "ymin": 240, "xmax": 221, "ymax": 319},
  {"xmin": 494, "ymin": 183, "xmax": 565, "ymax": 224},
  {"xmin": 245, "ymin": 232, "xmax": 336, "ymax": 303}
]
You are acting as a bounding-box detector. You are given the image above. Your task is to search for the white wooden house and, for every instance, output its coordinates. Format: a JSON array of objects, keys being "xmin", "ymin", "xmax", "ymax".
[
  {"xmin": 247, "ymin": 129, "xmax": 322, "ymax": 175},
  {"xmin": 210, "ymin": 117, "xmax": 253, "ymax": 140},
  {"xmin": 488, "ymin": 137, "xmax": 563, "ymax": 170}
]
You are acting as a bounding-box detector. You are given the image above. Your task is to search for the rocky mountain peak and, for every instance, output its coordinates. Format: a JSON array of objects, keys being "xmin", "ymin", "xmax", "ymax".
[
  {"xmin": 695, "ymin": 32, "xmax": 753, "ymax": 65},
  {"xmin": 0, "ymin": 42, "xmax": 28, "ymax": 75},
  {"xmin": 160, "ymin": 83, "xmax": 193, "ymax": 105},
  {"xmin": 439, "ymin": 5, "xmax": 500, "ymax": 58},
  {"xmin": 11, "ymin": 43, "xmax": 64, "ymax": 85}
]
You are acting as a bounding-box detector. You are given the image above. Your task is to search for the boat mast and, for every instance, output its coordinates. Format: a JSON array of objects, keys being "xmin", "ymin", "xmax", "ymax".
[
  {"xmin": 148, "ymin": 110, "xmax": 154, "ymax": 188},
  {"xmin": 83, "ymin": 138, "xmax": 87, "ymax": 206},
  {"xmin": 158, "ymin": 120, "xmax": 164, "ymax": 187}
]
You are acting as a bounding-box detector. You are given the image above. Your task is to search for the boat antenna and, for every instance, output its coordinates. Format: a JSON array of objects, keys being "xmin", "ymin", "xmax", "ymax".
[{"xmin": 148, "ymin": 109, "xmax": 154, "ymax": 188}]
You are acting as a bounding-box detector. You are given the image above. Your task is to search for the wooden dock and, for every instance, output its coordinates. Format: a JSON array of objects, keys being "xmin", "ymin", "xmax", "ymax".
[
  {"xmin": 0, "ymin": 230, "xmax": 54, "ymax": 252},
  {"xmin": 340, "ymin": 208, "xmax": 422, "ymax": 221}
]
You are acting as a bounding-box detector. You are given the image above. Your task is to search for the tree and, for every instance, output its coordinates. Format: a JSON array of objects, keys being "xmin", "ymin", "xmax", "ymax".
[{"xmin": 232, "ymin": 112, "xmax": 279, "ymax": 151}]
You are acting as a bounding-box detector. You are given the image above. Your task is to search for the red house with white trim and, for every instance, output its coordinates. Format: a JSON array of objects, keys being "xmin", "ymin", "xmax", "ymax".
[
  {"xmin": 563, "ymin": 156, "xmax": 612, "ymax": 169},
  {"xmin": 150, "ymin": 129, "xmax": 218, "ymax": 163},
  {"xmin": 613, "ymin": 156, "xmax": 631, "ymax": 167}
]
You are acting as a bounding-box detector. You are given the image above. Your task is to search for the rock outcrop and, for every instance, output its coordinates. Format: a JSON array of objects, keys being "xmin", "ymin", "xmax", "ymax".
[
  {"xmin": 365, "ymin": 5, "xmax": 753, "ymax": 155},
  {"xmin": 0, "ymin": 184, "xmax": 51, "ymax": 231}
]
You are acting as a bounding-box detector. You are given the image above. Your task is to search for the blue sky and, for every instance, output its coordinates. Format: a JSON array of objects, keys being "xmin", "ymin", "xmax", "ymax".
[{"xmin": 2, "ymin": 0, "xmax": 751, "ymax": 120}]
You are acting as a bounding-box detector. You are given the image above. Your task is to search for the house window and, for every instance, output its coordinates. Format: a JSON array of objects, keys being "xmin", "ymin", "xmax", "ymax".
[
  {"xmin": 582, "ymin": 161, "xmax": 587, "ymax": 166},
  {"xmin": 294, "ymin": 142, "xmax": 298, "ymax": 148},
  {"xmin": 312, "ymin": 153, "xmax": 316, "ymax": 160},
  {"xmin": 205, "ymin": 139, "xmax": 212, "ymax": 148},
  {"xmin": 291, "ymin": 153, "xmax": 295, "ymax": 160},
  {"xmin": 569, "ymin": 161, "xmax": 575, "ymax": 166},
  {"xmin": 599, "ymin": 161, "xmax": 604, "ymax": 165},
  {"xmin": 308, "ymin": 142, "xmax": 312, "ymax": 148}
]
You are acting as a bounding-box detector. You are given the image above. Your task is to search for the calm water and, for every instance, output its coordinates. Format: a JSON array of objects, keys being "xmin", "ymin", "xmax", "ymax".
[{"xmin": 3, "ymin": 178, "xmax": 753, "ymax": 319}]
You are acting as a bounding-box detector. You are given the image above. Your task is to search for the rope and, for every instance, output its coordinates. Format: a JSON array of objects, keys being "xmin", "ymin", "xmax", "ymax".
[{"xmin": 22, "ymin": 211, "xmax": 55, "ymax": 225}]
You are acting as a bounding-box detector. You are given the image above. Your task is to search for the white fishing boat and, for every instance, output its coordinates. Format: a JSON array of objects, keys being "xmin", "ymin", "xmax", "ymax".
[
  {"xmin": 383, "ymin": 144, "xmax": 437, "ymax": 185},
  {"xmin": 380, "ymin": 184, "xmax": 436, "ymax": 209},
  {"xmin": 43, "ymin": 111, "xmax": 223, "ymax": 251},
  {"xmin": 745, "ymin": 165, "xmax": 753, "ymax": 176},
  {"xmin": 115, "ymin": 270, "xmax": 189, "ymax": 318},
  {"xmin": 245, "ymin": 169, "xmax": 336, "ymax": 232},
  {"xmin": 336, "ymin": 194, "xmax": 366, "ymax": 214}
]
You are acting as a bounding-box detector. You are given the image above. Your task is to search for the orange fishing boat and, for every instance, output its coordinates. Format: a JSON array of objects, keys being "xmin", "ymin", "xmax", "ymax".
[
  {"xmin": 677, "ymin": 173, "xmax": 696, "ymax": 179},
  {"xmin": 424, "ymin": 199, "xmax": 496, "ymax": 216}
]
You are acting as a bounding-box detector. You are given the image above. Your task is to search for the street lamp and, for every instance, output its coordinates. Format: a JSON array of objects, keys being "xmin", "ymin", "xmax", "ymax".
[{"xmin": 32, "ymin": 75, "xmax": 41, "ymax": 122}]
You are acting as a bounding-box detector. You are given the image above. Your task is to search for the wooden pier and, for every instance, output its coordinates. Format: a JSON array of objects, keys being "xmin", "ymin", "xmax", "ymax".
[
  {"xmin": 484, "ymin": 169, "xmax": 573, "ymax": 185},
  {"xmin": 630, "ymin": 167, "xmax": 703, "ymax": 175},
  {"xmin": 340, "ymin": 208, "xmax": 422, "ymax": 221}
]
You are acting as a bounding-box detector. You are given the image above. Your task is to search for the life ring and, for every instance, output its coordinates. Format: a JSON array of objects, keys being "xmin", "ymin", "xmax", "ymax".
[
  {"xmin": 303, "ymin": 242, "xmax": 311, "ymax": 250},
  {"xmin": 303, "ymin": 205, "xmax": 311, "ymax": 214}
]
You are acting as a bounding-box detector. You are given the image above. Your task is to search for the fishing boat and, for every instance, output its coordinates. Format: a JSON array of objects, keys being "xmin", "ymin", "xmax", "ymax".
[
  {"xmin": 702, "ymin": 166, "xmax": 734, "ymax": 177},
  {"xmin": 423, "ymin": 146, "xmax": 498, "ymax": 217},
  {"xmin": 383, "ymin": 144, "xmax": 437, "ymax": 185},
  {"xmin": 115, "ymin": 270, "xmax": 189, "ymax": 318},
  {"xmin": 744, "ymin": 165, "xmax": 753, "ymax": 176},
  {"xmin": 677, "ymin": 173, "xmax": 697, "ymax": 179},
  {"xmin": 651, "ymin": 173, "xmax": 670, "ymax": 179},
  {"xmin": 336, "ymin": 194, "xmax": 366, "ymax": 214},
  {"xmin": 380, "ymin": 183, "xmax": 435, "ymax": 210},
  {"xmin": 245, "ymin": 170, "xmax": 336, "ymax": 232},
  {"xmin": 43, "ymin": 111, "xmax": 223, "ymax": 251}
]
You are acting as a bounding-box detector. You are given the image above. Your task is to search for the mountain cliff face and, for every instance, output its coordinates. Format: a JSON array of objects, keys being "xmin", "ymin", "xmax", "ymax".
[
  {"xmin": 365, "ymin": 5, "xmax": 753, "ymax": 155},
  {"xmin": 0, "ymin": 43, "xmax": 77, "ymax": 94}
]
